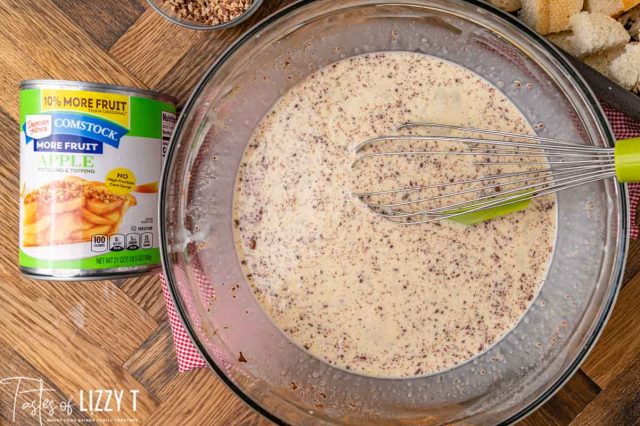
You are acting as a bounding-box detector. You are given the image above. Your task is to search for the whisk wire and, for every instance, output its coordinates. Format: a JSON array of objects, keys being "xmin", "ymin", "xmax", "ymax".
[
  {"xmin": 353, "ymin": 163, "xmax": 616, "ymax": 198},
  {"xmin": 366, "ymin": 166, "xmax": 614, "ymax": 211},
  {"xmin": 373, "ymin": 167, "xmax": 614, "ymax": 218},
  {"xmin": 397, "ymin": 122, "xmax": 602, "ymax": 148},
  {"xmin": 377, "ymin": 171, "xmax": 615, "ymax": 225},
  {"xmin": 354, "ymin": 135, "xmax": 608, "ymax": 155},
  {"xmin": 354, "ymin": 123, "xmax": 617, "ymax": 224}
]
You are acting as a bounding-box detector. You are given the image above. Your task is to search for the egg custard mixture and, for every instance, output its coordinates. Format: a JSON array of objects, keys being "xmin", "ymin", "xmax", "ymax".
[{"xmin": 233, "ymin": 52, "xmax": 557, "ymax": 377}]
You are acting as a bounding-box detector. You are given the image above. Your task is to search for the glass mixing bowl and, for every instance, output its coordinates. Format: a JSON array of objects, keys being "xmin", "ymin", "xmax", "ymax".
[{"xmin": 160, "ymin": 1, "xmax": 629, "ymax": 424}]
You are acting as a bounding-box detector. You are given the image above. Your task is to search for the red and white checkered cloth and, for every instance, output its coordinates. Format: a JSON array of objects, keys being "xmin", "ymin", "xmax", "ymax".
[
  {"xmin": 161, "ymin": 104, "xmax": 640, "ymax": 372},
  {"xmin": 160, "ymin": 272, "xmax": 208, "ymax": 371}
]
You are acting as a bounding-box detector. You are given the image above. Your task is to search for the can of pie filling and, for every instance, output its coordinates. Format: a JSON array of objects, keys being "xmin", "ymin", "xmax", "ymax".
[{"xmin": 19, "ymin": 80, "xmax": 177, "ymax": 280}]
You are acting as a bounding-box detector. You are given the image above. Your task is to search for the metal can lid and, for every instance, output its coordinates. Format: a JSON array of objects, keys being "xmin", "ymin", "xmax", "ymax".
[{"xmin": 19, "ymin": 79, "xmax": 177, "ymax": 105}]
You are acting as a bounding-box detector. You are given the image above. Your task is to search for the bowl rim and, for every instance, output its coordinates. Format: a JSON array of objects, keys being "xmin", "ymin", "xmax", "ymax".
[
  {"xmin": 146, "ymin": 0, "xmax": 264, "ymax": 31},
  {"xmin": 159, "ymin": 1, "xmax": 628, "ymax": 424}
]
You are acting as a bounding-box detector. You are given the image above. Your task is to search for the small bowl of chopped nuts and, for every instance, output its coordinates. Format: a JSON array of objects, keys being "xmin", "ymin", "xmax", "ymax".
[{"xmin": 147, "ymin": 0, "xmax": 262, "ymax": 30}]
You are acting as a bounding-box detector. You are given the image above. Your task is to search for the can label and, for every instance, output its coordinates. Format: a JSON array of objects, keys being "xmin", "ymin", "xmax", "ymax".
[{"xmin": 19, "ymin": 87, "xmax": 176, "ymax": 272}]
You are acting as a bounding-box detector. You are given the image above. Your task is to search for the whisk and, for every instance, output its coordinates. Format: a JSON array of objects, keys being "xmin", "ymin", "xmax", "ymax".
[{"xmin": 353, "ymin": 122, "xmax": 640, "ymax": 225}]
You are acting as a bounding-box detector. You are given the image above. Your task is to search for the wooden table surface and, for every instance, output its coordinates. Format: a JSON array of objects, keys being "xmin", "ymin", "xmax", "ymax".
[{"xmin": 0, "ymin": 1, "xmax": 639, "ymax": 425}]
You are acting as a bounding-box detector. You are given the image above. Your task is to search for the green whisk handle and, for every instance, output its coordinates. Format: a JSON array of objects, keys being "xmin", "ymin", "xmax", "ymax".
[{"xmin": 615, "ymin": 138, "xmax": 640, "ymax": 183}]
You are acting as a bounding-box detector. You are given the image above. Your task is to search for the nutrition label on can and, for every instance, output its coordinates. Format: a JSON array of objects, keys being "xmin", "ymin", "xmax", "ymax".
[
  {"xmin": 19, "ymin": 83, "xmax": 176, "ymax": 275},
  {"xmin": 162, "ymin": 111, "xmax": 176, "ymax": 159}
]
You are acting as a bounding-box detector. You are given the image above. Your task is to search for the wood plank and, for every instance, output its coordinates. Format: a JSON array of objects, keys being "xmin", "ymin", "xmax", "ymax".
[
  {"xmin": 151, "ymin": 0, "xmax": 297, "ymax": 105},
  {"xmin": 49, "ymin": 0, "xmax": 146, "ymax": 50},
  {"xmin": 582, "ymin": 272, "xmax": 640, "ymax": 388},
  {"xmin": 29, "ymin": 280, "xmax": 159, "ymax": 365},
  {"xmin": 0, "ymin": 276, "xmax": 158, "ymax": 422},
  {"xmin": 0, "ymin": 109, "xmax": 19, "ymax": 276},
  {"xmin": 111, "ymin": 0, "xmax": 294, "ymax": 99},
  {"xmin": 216, "ymin": 406, "xmax": 273, "ymax": 426},
  {"xmin": 0, "ymin": 32, "xmax": 52, "ymax": 120},
  {"xmin": 109, "ymin": 8, "xmax": 205, "ymax": 89},
  {"xmin": 0, "ymin": 0, "xmax": 143, "ymax": 122},
  {"xmin": 123, "ymin": 321, "xmax": 179, "ymax": 401},
  {"xmin": 0, "ymin": 339, "xmax": 94, "ymax": 424},
  {"xmin": 141, "ymin": 368, "xmax": 263, "ymax": 425},
  {"xmin": 519, "ymin": 370, "xmax": 600, "ymax": 426},
  {"xmin": 570, "ymin": 353, "xmax": 640, "ymax": 426},
  {"xmin": 120, "ymin": 274, "xmax": 168, "ymax": 323}
]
